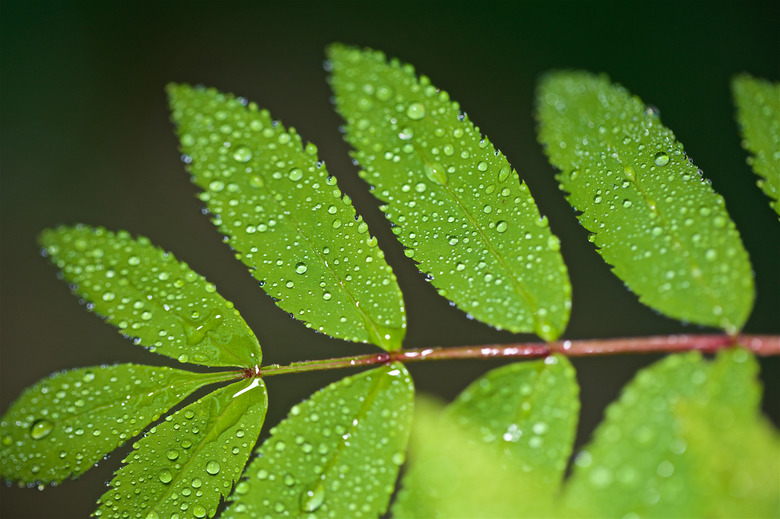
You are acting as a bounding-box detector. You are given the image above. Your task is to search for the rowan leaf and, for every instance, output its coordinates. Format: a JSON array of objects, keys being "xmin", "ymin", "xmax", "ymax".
[
  {"xmin": 95, "ymin": 378, "xmax": 268, "ymax": 519},
  {"xmin": 0, "ymin": 364, "xmax": 230, "ymax": 485},
  {"xmin": 562, "ymin": 348, "xmax": 780, "ymax": 518},
  {"xmin": 167, "ymin": 84, "xmax": 406, "ymax": 351},
  {"xmin": 393, "ymin": 355, "xmax": 579, "ymax": 518},
  {"xmin": 40, "ymin": 225, "xmax": 261, "ymax": 368},
  {"xmin": 537, "ymin": 72, "xmax": 755, "ymax": 332},
  {"xmin": 328, "ymin": 44, "xmax": 571, "ymax": 341},
  {"xmin": 223, "ymin": 364, "xmax": 414, "ymax": 518},
  {"xmin": 732, "ymin": 73, "xmax": 780, "ymax": 216}
]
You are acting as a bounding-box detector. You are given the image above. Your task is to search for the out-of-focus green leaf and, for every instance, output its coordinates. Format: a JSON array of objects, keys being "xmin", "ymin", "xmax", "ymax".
[
  {"xmin": 562, "ymin": 348, "xmax": 780, "ymax": 518},
  {"xmin": 393, "ymin": 355, "xmax": 579, "ymax": 518},
  {"xmin": 167, "ymin": 84, "xmax": 406, "ymax": 351},
  {"xmin": 536, "ymin": 72, "xmax": 754, "ymax": 333},
  {"xmin": 40, "ymin": 225, "xmax": 261, "ymax": 368},
  {"xmin": 0, "ymin": 364, "xmax": 229, "ymax": 485},
  {"xmin": 223, "ymin": 364, "xmax": 414, "ymax": 518},
  {"xmin": 732, "ymin": 74, "xmax": 780, "ymax": 216},
  {"xmin": 328, "ymin": 44, "xmax": 571, "ymax": 341},
  {"xmin": 95, "ymin": 378, "xmax": 267, "ymax": 519}
]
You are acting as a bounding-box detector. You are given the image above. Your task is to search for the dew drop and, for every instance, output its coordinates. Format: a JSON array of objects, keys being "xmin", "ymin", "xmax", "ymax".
[
  {"xmin": 206, "ymin": 460, "xmax": 221, "ymax": 475},
  {"xmin": 288, "ymin": 168, "xmax": 304, "ymax": 182},
  {"xmin": 322, "ymin": 292, "xmax": 332, "ymax": 301},
  {"xmin": 424, "ymin": 162, "xmax": 447, "ymax": 186},
  {"xmin": 498, "ymin": 166, "xmax": 511, "ymax": 182},
  {"xmin": 232, "ymin": 146, "xmax": 253, "ymax": 163},
  {"xmin": 477, "ymin": 161, "xmax": 488, "ymax": 172},
  {"xmin": 159, "ymin": 469, "xmax": 173, "ymax": 484},
  {"xmin": 653, "ymin": 151, "xmax": 670, "ymax": 166},
  {"xmin": 166, "ymin": 449, "xmax": 179, "ymax": 461},
  {"xmin": 299, "ymin": 479, "xmax": 326, "ymax": 513},
  {"xmin": 406, "ymin": 102, "xmax": 426, "ymax": 120},
  {"xmin": 192, "ymin": 505, "xmax": 207, "ymax": 518},
  {"xmin": 295, "ymin": 262, "xmax": 308, "ymax": 274},
  {"xmin": 496, "ymin": 221, "xmax": 508, "ymax": 233},
  {"xmin": 29, "ymin": 419, "xmax": 54, "ymax": 440}
]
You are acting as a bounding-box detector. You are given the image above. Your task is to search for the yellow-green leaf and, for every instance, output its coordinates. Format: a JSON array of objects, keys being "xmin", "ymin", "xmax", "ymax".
[
  {"xmin": 393, "ymin": 356, "xmax": 579, "ymax": 518},
  {"xmin": 0, "ymin": 364, "xmax": 230, "ymax": 484},
  {"xmin": 224, "ymin": 364, "xmax": 414, "ymax": 518},
  {"xmin": 562, "ymin": 348, "xmax": 779, "ymax": 517},
  {"xmin": 95, "ymin": 378, "xmax": 268, "ymax": 519},
  {"xmin": 537, "ymin": 72, "xmax": 754, "ymax": 332},
  {"xmin": 167, "ymin": 84, "xmax": 406, "ymax": 351},
  {"xmin": 328, "ymin": 44, "xmax": 571, "ymax": 341},
  {"xmin": 40, "ymin": 225, "xmax": 261, "ymax": 368},
  {"xmin": 732, "ymin": 73, "xmax": 780, "ymax": 216}
]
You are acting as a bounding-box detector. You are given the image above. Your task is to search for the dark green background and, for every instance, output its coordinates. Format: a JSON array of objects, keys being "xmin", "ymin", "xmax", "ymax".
[{"xmin": 1, "ymin": 2, "xmax": 778, "ymax": 517}]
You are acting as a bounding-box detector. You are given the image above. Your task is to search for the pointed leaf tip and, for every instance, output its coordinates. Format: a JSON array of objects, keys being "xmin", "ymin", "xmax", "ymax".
[
  {"xmin": 536, "ymin": 71, "xmax": 755, "ymax": 333},
  {"xmin": 167, "ymin": 83, "xmax": 406, "ymax": 351},
  {"xmin": 39, "ymin": 225, "xmax": 261, "ymax": 367},
  {"xmin": 329, "ymin": 45, "xmax": 571, "ymax": 341}
]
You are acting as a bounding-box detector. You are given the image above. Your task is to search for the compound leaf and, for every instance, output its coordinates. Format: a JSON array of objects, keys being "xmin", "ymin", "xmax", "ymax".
[
  {"xmin": 537, "ymin": 72, "xmax": 754, "ymax": 333},
  {"xmin": 562, "ymin": 348, "xmax": 780, "ymax": 517},
  {"xmin": 167, "ymin": 84, "xmax": 406, "ymax": 351},
  {"xmin": 95, "ymin": 378, "xmax": 268, "ymax": 519},
  {"xmin": 732, "ymin": 74, "xmax": 780, "ymax": 216},
  {"xmin": 328, "ymin": 44, "xmax": 571, "ymax": 341},
  {"xmin": 393, "ymin": 355, "xmax": 579, "ymax": 518},
  {"xmin": 223, "ymin": 363, "xmax": 414, "ymax": 518},
  {"xmin": 0, "ymin": 364, "xmax": 230, "ymax": 485},
  {"xmin": 40, "ymin": 225, "xmax": 261, "ymax": 368}
]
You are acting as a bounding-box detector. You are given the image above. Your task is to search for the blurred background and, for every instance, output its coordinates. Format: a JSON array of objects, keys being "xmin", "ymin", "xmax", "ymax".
[{"xmin": 1, "ymin": 2, "xmax": 778, "ymax": 517}]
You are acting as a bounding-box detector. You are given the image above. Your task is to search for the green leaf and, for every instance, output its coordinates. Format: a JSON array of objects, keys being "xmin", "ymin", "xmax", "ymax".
[
  {"xmin": 393, "ymin": 355, "xmax": 579, "ymax": 518},
  {"xmin": 95, "ymin": 378, "xmax": 267, "ymax": 519},
  {"xmin": 328, "ymin": 44, "xmax": 571, "ymax": 341},
  {"xmin": 732, "ymin": 74, "xmax": 780, "ymax": 216},
  {"xmin": 223, "ymin": 363, "xmax": 414, "ymax": 518},
  {"xmin": 562, "ymin": 348, "xmax": 780, "ymax": 518},
  {"xmin": 167, "ymin": 84, "xmax": 406, "ymax": 351},
  {"xmin": 40, "ymin": 225, "xmax": 261, "ymax": 368},
  {"xmin": 0, "ymin": 364, "xmax": 228, "ymax": 485},
  {"xmin": 536, "ymin": 71, "xmax": 755, "ymax": 333}
]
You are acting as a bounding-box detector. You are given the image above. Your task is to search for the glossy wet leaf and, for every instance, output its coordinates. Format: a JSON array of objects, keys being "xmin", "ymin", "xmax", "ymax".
[
  {"xmin": 393, "ymin": 355, "xmax": 579, "ymax": 518},
  {"xmin": 167, "ymin": 84, "xmax": 406, "ymax": 351},
  {"xmin": 40, "ymin": 225, "xmax": 261, "ymax": 367},
  {"xmin": 223, "ymin": 364, "xmax": 414, "ymax": 518},
  {"xmin": 732, "ymin": 74, "xmax": 780, "ymax": 216},
  {"xmin": 562, "ymin": 348, "xmax": 780, "ymax": 518},
  {"xmin": 328, "ymin": 44, "xmax": 571, "ymax": 341},
  {"xmin": 0, "ymin": 364, "xmax": 229, "ymax": 485},
  {"xmin": 95, "ymin": 378, "xmax": 267, "ymax": 519},
  {"xmin": 537, "ymin": 72, "xmax": 754, "ymax": 333}
]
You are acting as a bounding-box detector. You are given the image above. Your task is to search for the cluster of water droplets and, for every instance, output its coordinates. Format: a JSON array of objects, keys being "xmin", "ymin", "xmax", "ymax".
[
  {"xmin": 169, "ymin": 84, "xmax": 405, "ymax": 349},
  {"xmin": 40, "ymin": 225, "xmax": 260, "ymax": 367},
  {"xmin": 0, "ymin": 365, "xmax": 207, "ymax": 486},
  {"xmin": 539, "ymin": 72, "xmax": 753, "ymax": 332},
  {"xmin": 95, "ymin": 379, "xmax": 266, "ymax": 519},
  {"xmin": 224, "ymin": 364, "xmax": 413, "ymax": 518},
  {"xmin": 330, "ymin": 45, "xmax": 571, "ymax": 340},
  {"xmin": 451, "ymin": 355, "xmax": 578, "ymax": 487}
]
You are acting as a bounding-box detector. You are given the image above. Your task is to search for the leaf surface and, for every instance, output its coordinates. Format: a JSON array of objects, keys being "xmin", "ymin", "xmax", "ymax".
[
  {"xmin": 95, "ymin": 378, "xmax": 267, "ymax": 519},
  {"xmin": 223, "ymin": 363, "xmax": 414, "ymax": 518},
  {"xmin": 562, "ymin": 348, "xmax": 780, "ymax": 517},
  {"xmin": 393, "ymin": 355, "xmax": 579, "ymax": 518},
  {"xmin": 732, "ymin": 74, "xmax": 780, "ymax": 216},
  {"xmin": 0, "ymin": 364, "xmax": 228, "ymax": 484},
  {"xmin": 40, "ymin": 225, "xmax": 261, "ymax": 367},
  {"xmin": 167, "ymin": 84, "xmax": 406, "ymax": 351},
  {"xmin": 537, "ymin": 72, "xmax": 754, "ymax": 332},
  {"xmin": 328, "ymin": 44, "xmax": 571, "ymax": 341}
]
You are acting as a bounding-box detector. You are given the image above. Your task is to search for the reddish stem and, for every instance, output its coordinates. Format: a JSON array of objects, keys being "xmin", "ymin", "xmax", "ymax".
[{"xmin": 245, "ymin": 333, "xmax": 779, "ymax": 378}]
